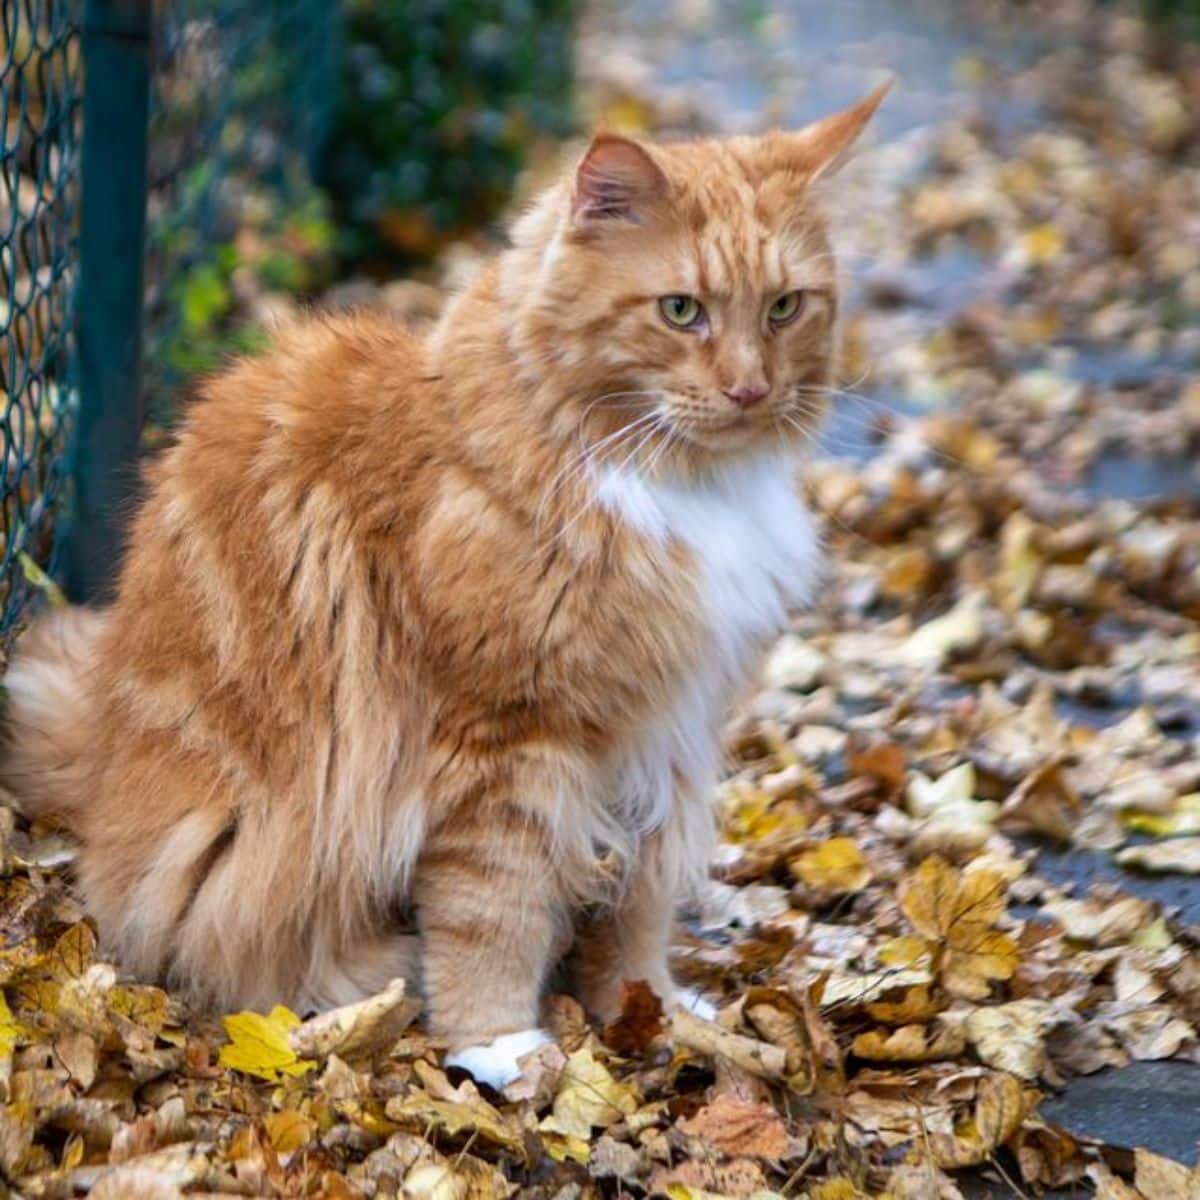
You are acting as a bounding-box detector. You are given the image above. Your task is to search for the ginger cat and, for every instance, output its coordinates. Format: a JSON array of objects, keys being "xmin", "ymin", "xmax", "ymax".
[{"xmin": 1, "ymin": 86, "xmax": 885, "ymax": 1086}]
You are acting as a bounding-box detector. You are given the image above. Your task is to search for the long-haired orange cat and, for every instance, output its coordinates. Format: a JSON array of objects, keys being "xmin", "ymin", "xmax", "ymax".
[{"xmin": 2, "ymin": 87, "xmax": 885, "ymax": 1085}]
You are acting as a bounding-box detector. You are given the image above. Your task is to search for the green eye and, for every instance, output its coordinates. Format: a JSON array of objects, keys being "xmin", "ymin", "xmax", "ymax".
[
  {"xmin": 659, "ymin": 295, "xmax": 704, "ymax": 329},
  {"xmin": 769, "ymin": 290, "xmax": 805, "ymax": 326}
]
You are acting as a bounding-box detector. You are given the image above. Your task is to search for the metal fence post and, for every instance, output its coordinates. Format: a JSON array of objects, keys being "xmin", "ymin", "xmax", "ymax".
[{"xmin": 65, "ymin": 0, "xmax": 152, "ymax": 603}]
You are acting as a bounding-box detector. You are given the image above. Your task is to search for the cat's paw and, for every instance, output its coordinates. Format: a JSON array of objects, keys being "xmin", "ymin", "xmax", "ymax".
[
  {"xmin": 676, "ymin": 987, "xmax": 718, "ymax": 1021},
  {"xmin": 444, "ymin": 1028, "xmax": 553, "ymax": 1090}
]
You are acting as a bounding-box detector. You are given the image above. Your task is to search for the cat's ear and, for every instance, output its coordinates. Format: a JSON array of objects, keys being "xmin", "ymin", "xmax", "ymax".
[
  {"xmin": 571, "ymin": 134, "xmax": 670, "ymax": 226},
  {"xmin": 768, "ymin": 80, "xmax": 892, "ymax": 183}
]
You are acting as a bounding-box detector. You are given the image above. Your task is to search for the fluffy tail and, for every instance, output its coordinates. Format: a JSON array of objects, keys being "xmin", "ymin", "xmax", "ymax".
[{"xmin": 1, "ymin": 606, "xmax": 105, "ymax": 821}]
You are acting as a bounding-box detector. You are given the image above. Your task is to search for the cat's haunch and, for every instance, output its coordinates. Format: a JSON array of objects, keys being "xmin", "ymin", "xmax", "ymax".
[{"xmin": 0, "ymin": 86, "xmax": 885, "ymax": 1076}]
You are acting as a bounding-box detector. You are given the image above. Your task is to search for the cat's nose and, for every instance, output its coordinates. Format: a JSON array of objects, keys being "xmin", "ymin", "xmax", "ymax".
[{"xmin": 723, "ymin": 383, "xmax": 770, "ymax": 409}]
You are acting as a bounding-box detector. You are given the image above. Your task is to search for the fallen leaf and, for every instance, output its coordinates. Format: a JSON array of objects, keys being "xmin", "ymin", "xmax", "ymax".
[
  {"xmin": 289, "ymin": 977, "xmax": 419, "ymax": 1060},
  {"xmin": 678, "ymin": 1093, "xmax": 789, "ymax": 1159},
  {"xmin": 790, "ymin": 837, "xmax": 873, "ymax": 893},
  {"xmin": 601, "ymin": 980, "xmax": 664, "ymax": 1056},
  {"xmin": 539, "ymin": 1048, "xmax": 638, "ymax": 1140},
  {"xmin": 218, "ymin": 1006, "xmax": 316, "ymax": 1082},
  {"xmin": 965, "ymin": 1000, "xmax": 1054, "ymax": 1080},
  {"xmin": 1117, "ymin": 838, "xmax": 1200, "ymax": 874}
]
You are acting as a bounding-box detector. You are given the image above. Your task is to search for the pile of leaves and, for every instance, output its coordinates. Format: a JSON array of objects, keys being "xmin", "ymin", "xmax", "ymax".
[{"xmin": 2, "ymin": 0, "xmax": 1199, "ymax": 1196}]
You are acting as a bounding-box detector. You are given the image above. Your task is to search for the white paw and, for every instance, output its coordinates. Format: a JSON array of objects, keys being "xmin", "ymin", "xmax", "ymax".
[
  {"xmin": 676, "ymin": 987, "xmax": 718, "ymax": 1021},
  {"xmin": 444, "ymin": 1028, "xmax": 552, "ymax": 1089}
]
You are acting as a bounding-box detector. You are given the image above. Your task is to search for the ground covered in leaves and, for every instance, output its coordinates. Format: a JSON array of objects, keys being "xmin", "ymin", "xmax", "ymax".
[{"xmin": 1, "ymin": 1, "xmax": 1199, "ymax": 1197}]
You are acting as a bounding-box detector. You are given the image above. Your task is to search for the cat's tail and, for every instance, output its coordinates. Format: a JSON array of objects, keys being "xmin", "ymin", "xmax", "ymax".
[{"xmin": 1, "ymin": 606, "xmax": 105, "ymax": 820}]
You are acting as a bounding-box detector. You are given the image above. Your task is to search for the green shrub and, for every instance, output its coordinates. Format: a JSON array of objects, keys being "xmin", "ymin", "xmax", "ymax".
[{"xmin": 321, "ymin": 0, "xmax": 578, "ymax": 262}]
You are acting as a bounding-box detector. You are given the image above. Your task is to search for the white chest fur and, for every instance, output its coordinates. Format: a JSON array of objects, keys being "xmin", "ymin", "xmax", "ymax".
[{"xmin": 594, "ymin": 451, "xmax": 821, "ymax": 839}]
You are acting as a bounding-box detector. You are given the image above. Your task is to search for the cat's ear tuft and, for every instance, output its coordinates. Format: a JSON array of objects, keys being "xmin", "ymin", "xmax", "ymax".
[
  {"xmin": 571, "ymin": 134, "xmax": 670, "ymax": 226},
  {"xmin": 797, "ymin": 79, "xmax": 892, "ymax": 182},
  {"xmin": 766, "ymin": 79, "xmax": 891, "ymax": 184}
]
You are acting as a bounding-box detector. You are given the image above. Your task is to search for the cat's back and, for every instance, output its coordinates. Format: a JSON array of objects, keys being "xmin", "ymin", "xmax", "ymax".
[
  {"xmin": 170, "ymin": 309, "xmax": 434, "ymax": 500},
  {"xmin": 107, "ymin": 310, "xmax": 438, "ymax": 730}
]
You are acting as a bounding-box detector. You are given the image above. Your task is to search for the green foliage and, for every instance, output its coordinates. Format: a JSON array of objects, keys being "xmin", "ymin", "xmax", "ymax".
[{"xmin": 321, "ymin": 0, "xmax": 579, "ymax": 261}]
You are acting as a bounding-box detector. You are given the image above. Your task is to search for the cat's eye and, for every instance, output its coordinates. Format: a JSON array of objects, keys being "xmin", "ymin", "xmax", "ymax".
[
  {"xmin": 659, "ymin": 295, "xmax": 705, "ymax": 329},
  {"xmin": 768, "ymin": 290, "xmax": 805, "ymax": 327}
]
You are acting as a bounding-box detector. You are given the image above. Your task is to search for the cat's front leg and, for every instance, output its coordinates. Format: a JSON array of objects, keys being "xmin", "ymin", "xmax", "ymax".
[
  {"xmin": 573, "ymin": 828, "xmax": 709, "ymax": 1022},
  {"xmin": 415, "ymin": 793, "xmax": 569, "ymax": 1089}
]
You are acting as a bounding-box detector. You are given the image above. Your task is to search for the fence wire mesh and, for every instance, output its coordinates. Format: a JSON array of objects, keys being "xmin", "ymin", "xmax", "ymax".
[
  {"xmin": 0, "ymin": 0, "xmax": 80, "ymax": 637},
  {"xmin": 0, "ymin": 0, "xmax": 337, "ymax": 644}
]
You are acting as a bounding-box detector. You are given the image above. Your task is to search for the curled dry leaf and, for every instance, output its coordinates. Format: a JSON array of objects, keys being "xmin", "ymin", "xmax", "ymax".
[{"xmin": 288, "ymin": 977, "xmax": 420, "ymax": 1060}]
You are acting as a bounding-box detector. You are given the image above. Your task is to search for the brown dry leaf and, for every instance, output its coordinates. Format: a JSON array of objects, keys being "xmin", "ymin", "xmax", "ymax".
[
  {"xmin": 927, "ymin": 1071, "xmax": 1032, "ymax": 1168},
  {"xmin": 601, "ymin": 980, "xmax": 665, "ymax": 1056},
  {"xmin": 648, "ymin": 1157, "xmax": 770, "ymax": 1199},
  {"xmin": 387, "ymin": 1087, "xmax": 524, "ymax": 1156},
  {"xmin": 288, "ymin": 977, "xmax": 419, "ymax": 1060},
  {"xmin": 852, "ymin": 1021, "xmax": 966, "ymax": 1063},
  {"xmin": 678, "ymin": 1093, "xmax": 789, "ymax": 1159},
  {"xmin": 1132, "ymin": 1148, "xmax": 1200, "ymax": 1199},
  {"xmin": 847, "ymin": 739, "xmax": 907, "ymax": 800},
  {"xmin": 964, "ymin": 1000, "xmax": 1054, "ymax": 1080},
  {"xmin": 999, "ymin": 762, "xmax": 1082, "ymax": 843}
]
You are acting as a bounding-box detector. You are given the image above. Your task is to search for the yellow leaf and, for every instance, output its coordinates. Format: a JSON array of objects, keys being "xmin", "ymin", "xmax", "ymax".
[
  {"xmin": 263, "ymin": 1110, "xmax": 317, "ymax": 1153},
  {"xmin": 811, "ymin": 1181, "xmax": 865, "ymax": 1200},
  {"xmin": 877, "ymin": 936, "xmax": 932, "ymax": 969},
  {"xmin": 385, "ymin": 1089, "xmax": 523, "ymax": 1155},
  {"xmin": 1122, "ymin": 794, "xmax": 1200, "ymax": 839},
  {"xmin": 0, "ymin": 993, "xmax": 23, "ymax": 1059},
  {"xmin": 17, "ymin": 553, "xmax": 67, "ymax": 609},
  {"xmin": 900, "ymin": 592, "xmax": 985, "ymax": 667},
  {"xmin": 601, "ymin": 95, "xmax": 653, "ymax": 135},
  {"xmin": 852, "ymin": 1021, "xmax": 965, "ymax": 1062},
  {"xmin": 942, "ymin": 931, "xmax": 1020, "ymax": 1002},
  {"xmin": 219, "ymin": 1005, "xmax": 316, "ymax": 1082},
  {"xmin": 899, "ymin": 858, "xmax": 1017, "ymax": 999},
  {"xmin": 539, "ymin": 1048, "xmax": 638, "ymax": 1140},
  {"xmin": 790, "ymin": 838, "xmax": 872, "ymax": 893},
  {"xmin": 541, "ymin": 1131, "xmax": 592, "ymax": 1164},
  {"xmin": 928, "ymin": 1072, "xmax": 1030, "ymax": 1168},
  {"xmin": 1024, "ymin": 223, "xmax": 1065, "ymax": 264},
  {"xmin": 965, "ymin": 1000, "xmax": 1052, "ymax": 1080}
]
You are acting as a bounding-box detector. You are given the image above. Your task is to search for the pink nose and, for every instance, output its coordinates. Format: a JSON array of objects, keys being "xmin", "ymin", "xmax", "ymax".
[{"xmin": 723, "ymin": 383, "xmax": 770, "ymax": 409}]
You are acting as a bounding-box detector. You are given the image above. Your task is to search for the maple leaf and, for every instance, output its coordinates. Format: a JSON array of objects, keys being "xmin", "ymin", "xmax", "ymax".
[
  {"xmin": 899, "ymin": 856, "xmax": 1019, "ymax": 1000},
  {"xmin": 218, "ymin": 1005, "xmax": 316, "ymax": 1082}
]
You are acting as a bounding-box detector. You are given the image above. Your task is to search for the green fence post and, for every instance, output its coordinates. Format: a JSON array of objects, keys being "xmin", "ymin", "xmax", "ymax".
[{"xmin": 65, "ymin": 0, "xmax": 152, "ymax": 603}]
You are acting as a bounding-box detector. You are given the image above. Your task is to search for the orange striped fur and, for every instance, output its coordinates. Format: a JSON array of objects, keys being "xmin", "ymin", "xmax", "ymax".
[{"xmin": 1, "ymin": 88, "xmax": 884, "ymax": 1070}]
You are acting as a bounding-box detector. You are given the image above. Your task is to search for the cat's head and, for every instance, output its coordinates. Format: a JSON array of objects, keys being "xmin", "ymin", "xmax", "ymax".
[{"xmin": 503, "ymin": 84, "xmax": 889, "ymax": 472}]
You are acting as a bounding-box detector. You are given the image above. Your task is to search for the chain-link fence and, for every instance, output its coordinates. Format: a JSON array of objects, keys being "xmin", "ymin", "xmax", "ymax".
[
  {"xmin": 0, "ymin": 0, "xmax": 339, "ymax": 637},
  {"xmin": 0, "ymin": 0, "xmax": 80, "ymax": 636}
]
